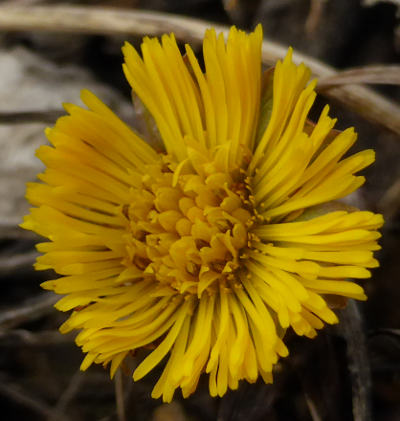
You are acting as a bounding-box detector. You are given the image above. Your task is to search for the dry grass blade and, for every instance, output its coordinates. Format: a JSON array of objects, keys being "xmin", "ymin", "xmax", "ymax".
[
  {"xmin": 371, "ymin": 328, "xmax": 400, "ymax": 336},
  {"xmin": 304, "ymin": 393, "xmax": 323, "ymax": 421},
  {"xmin": 0, "ymin": 380, "xmax": 70, "ymax": 421},
  {"xmin": 0, "ymin": 223, "xmax": 38, "ymax": 240},
  {"xmin": 318, "ymin": 65, "xmax": 400, "ymax": 89},
  {"xmin": 52, "ymin": 370, "xmax": 86, "ymax": 419},
  {"xmin": 0, "ymin": 5, "xmax": 398, "ymax": 135},
  {"xmin": 0, "ymin": 329, "xmax": 72, "ymax": 346},
  {"xmin": 305, "ymin": 0, "xmax": 325, "ymax": 35},
  {"xmin": 0, "ymin": 250, "xmax": 38, "ymax": 274},
  {"xmin": 222, "ymin": 0, "xmax": 239, "ymax": 11},
  {"xmin": 378, "ymin": 176, "xmax": 400, "ymax": 221},
  {"xmin": 0, "ymin": 293, "xmax": 58, "ymax": 329},
  {"xmin": 0, "ymin": 110, "xmax": 65, "ymax": 124},
  {"xmin": 362, "ymin": 0, "xmax": 400, "ymax": 8}
]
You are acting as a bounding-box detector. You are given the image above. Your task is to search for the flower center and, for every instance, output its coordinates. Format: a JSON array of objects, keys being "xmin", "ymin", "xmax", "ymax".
[{"xmin": 122, "ymin": 157, "xmax": 261, "ymax": 296}]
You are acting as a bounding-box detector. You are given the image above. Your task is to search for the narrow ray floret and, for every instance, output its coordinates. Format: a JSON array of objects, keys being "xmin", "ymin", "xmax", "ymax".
[{"xmin": 21, "ymin": 24, "xmax": 383, "ymax": 402}]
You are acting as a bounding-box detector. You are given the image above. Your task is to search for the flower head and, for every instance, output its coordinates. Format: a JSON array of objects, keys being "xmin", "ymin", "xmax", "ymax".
[{"xmin": 21, "ymin": 25, "xmax": 383, "ymax": 402}]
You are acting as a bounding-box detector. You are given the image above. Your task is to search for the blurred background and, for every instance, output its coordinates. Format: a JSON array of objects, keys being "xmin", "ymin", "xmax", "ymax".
[{"xmin": 0, "ymin": 1, "xmax": 399, "ymax": 420}]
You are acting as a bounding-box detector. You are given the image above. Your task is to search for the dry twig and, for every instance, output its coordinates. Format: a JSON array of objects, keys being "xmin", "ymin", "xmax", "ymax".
[
  {"xmin": 0, "ymin": 5, "xmax": 398, "ymax": 135},
  {"xmin": 339, "ymin": 300, "xmax": 372, "ymax": 421},
  {"xmin": 115, "ymin": 369, "xmax": 127, "ymax": 421}
]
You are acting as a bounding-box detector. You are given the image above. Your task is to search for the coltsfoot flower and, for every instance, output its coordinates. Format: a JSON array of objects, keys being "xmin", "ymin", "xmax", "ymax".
[{"xmin": 21, "ymin": 25, "xmax": 383, "ymax": 402}]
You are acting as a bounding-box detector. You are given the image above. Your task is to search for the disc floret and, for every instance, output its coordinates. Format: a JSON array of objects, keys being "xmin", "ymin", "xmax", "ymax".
[{"xmin": 122, "ymin": 156, "xmax": 260, "ymax": 297}]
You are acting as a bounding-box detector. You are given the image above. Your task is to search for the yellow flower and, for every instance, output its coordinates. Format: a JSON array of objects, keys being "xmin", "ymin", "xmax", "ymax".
[{"xmin": 21, "ymin": 25, "xmax": 383, "ymax": 402}]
